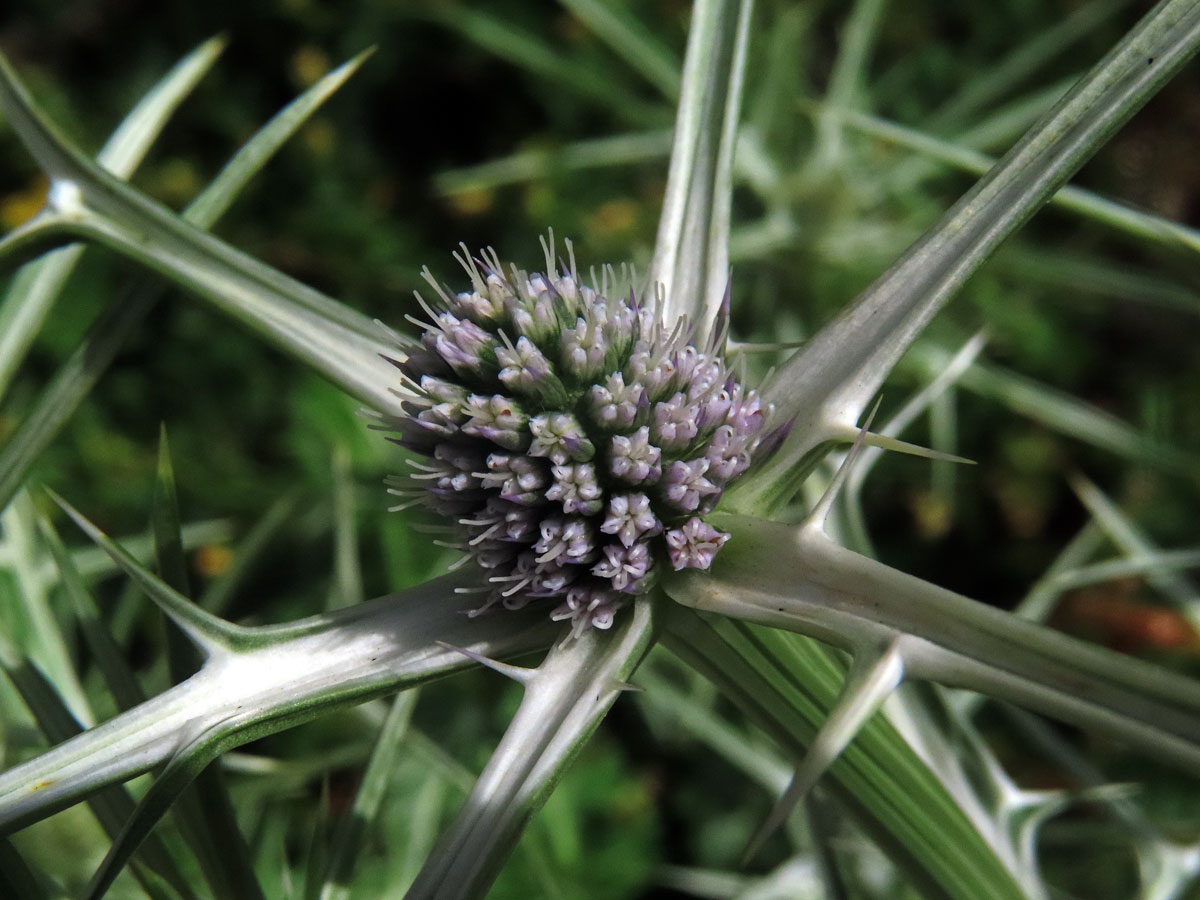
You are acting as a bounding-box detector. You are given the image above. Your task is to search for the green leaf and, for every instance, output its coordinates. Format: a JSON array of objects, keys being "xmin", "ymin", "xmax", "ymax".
[
  {"xmin": 0, "ymin": 632, "xmax": 196, "ymax": 899},
  {"xmin": 0, "ymin": 36, "xmax": 226, "ymax": 403},
  {"xmin": 1044, "ymin": 549, "xmax": 1200, "ymax": 595},
  {"xmin": 36, "ymin": 513, "xmax": 144, "ymax": 712},
  {"xmin": 749, "ymin": 0, "xmax": 1200, "ymax": 507},
  {"xmin": 662, "ymin": 610, "xmax": 1033, "ymax": 900},
  {"xmin": 741, "ymin": 637, "xmax": 906, "ymax": 863},
  {"xmin": 0, "ymin": 49, "xmax": 378, "ymax": 514},
  {"xmin": 666, "ymin": 513, "xmax": 1200, "ymax": 770},
  {"xmin": 650, "ymin": 0, "xmax": 752, "ymax": 339},
  {"xmin": 317, "ymin": 691, "xmax": 419, "ymax": 900},
  {"xmin": 405, "ymin": 601, "xmax": 655, "ymax": 900},
  {"xmin": 435, "ymin": 129, "xmax": 672, "ymax": 196},
  {"xmin": 199, "ymin": 490, "xmax": 303, "ymax": 616},
  {"xmin": 150, "ymin": 433, "xmax": 266, "ymax": 900},
  {"xmin": 809, "ymin": 0, "xmax": 889, "ymax": 169},
  {"xmin": 52, "ymin": 490, "xmax": 246, "ymax": 656},
  {"xmin": 841, "ymin": 331, "xmax": 989, "ymax": 556},
  {"xmin": 0, "ymin": 564, "xmax": 556, "ymax": 834},
  {"xmin": 829, "ymin": 104, "xmax": 1200, "ymax": 255},
  {"xmin": 0, "ymin": 292, "xmax": 155, "ymax": 515},
  {"xmin": 328, "ymin": 444, "xmax": 363, "ymax": 612},
  {"xmin": 556, "ymin": 0, "xmax": 681, "ymax": 99},
  {"xmin": 1007, "ymin": 246, "xmax": 1200, "ymax": 318},
  {"xmin": 0, "ymin": 49, "xmax": 404, "ymax": 416},
  {"xmin": 0, "ymin": 837, "xmax": 56, "ymax": 900},
  {"xmin": 152, "ymin": 428, "xmax": 192, "ymax": 604},
  {"xmin": 1069, "ymin": 472, "xmax": 1200, "ymax": 613},
  {"xmin": 187, "ymin": 49, "xmax": 375, "ymax": 230},
  {"xmin": 0, "ymin": 493, "xmax": 91, "ymax": 722},
  {"xmin": 422, "ymin": 5, "xmax": 668, "ymax": 128},
  {"xmin": 925, "ymin": 0, "xmax": 1125, "ymax": 131},
  {"xmin": 905, "ymin": 342, "xmax": 1200, "ymax": 477},
  {"xmin": 635, "ymin": 657, "xmax": 791, "ymax": 791},
  {"xmin": 82, "ymin": 716, "xmax": 232, "ymax": 900}
]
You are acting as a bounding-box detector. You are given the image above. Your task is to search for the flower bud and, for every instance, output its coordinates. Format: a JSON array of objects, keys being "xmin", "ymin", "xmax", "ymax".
[{"xmin": 388, "ymin": 243, "xmax": 772, "ymax": 636}]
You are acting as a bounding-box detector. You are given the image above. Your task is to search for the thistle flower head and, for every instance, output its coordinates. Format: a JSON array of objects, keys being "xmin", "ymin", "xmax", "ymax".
[{"xmin": 386, "ymin": 241, "xmax": 771, "ymax": 638}]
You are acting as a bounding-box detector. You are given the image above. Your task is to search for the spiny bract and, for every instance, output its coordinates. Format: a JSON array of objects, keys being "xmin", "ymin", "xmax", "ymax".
[{"xmin": 383, "ymin": 241, "xmax": 771, "ymax": 639}]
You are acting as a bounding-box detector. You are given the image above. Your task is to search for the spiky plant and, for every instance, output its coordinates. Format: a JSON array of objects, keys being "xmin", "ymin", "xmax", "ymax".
[
  {"xmin": 1, "ymin": 1, "xmax": 1200, "ymax": 898},
  {"xmin": 382, "ymin": 245, "xmax": 773, "ymax": 639}
]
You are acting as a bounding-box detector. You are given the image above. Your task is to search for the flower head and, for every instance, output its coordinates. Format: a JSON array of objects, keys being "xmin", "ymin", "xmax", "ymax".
[{"xmin": 388, "ymin": 242, "xmax": 772, "ymax": 635}]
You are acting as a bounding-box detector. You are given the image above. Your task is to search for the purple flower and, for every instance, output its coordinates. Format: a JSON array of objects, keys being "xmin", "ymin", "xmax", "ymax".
[
  {"xmin": 550, "ymin": 586, "xmax": 622, "ymax": 640},
  {"xmin": 496, "ymin": 335, "xmax": 554, "ymax": 393},
  {"xmin": 592, "ymin": 543, "xmax": 653, "ymax": 593},
  {"xmin": 460, "ymin": 498, "xmax": 539, "ymax": 544},
  {"xmin": 665, "ymin": 517, "xmax": 730, "ymax": 571},
  {"xmin": 529, "ymin": 412, "xmax": 595, "ymax": 464},
  {"xmin": 461, "ymin": 394, "xmax": 528, "ymax": 450},
  {"xmin": 390, "ymin": 243, "xmax": 774, "ymax": 638},
  {"xmin": 600, "ymin": 494, "xmax": 662, "ymax": 548},
  {"xmin": 704, "ymin": 425, "xmax": 753, "ymax": 482},
  {"xmin": 652, "ymin": 392, "xmax": 702, "ymax": 448},
  {"xmin": 450, "ymin": 288, "xmax": 504, "ymax": 323},
  {"xmin": 479, "ymin": 453, "xmax": 547, "ymax": 505},
  {"xmin": 419, "ymin": 376, "xmax": 468, "ymax": 405},
  {"xmin": 534, "ymin": 516, "xmax": 596, "ymax": 565},
  {"xmin": 686, "ymin": 359, "xmax": 726, "ymax": 402},
  {"xmin": 546, "ymin": 463, "xmax": 604, "ymax": 515},
  {"xmin": 663, "ymin": 458, "xmax": 721, "ymax": 512},
  {"xmin": 423, "ymin": 312, "xmax": 492, "ymax": 373},
  {"xmin": 428, "ymin": 444, "xmax": 484, "ymax": 493},
  {"xmin": 561, "ymin": 310, "xmax": 609, "ymax": 379},
  {"xmin": 609, "ymin": 426, "xmax": 661, "ymax": 483},
  {"xmin": 529, "ymin": 560, "xmax": 576, "ymax": 597},
  {"xmin": 729, "ymin": 386, "xmax": 767, "ymax": 437},
  {"xmin": 587, "ymin": 372, "xmax": 646, "ymax": 431}
]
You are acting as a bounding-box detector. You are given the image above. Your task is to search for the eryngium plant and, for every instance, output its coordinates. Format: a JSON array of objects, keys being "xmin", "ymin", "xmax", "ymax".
[
  {"xmin": 385, "ymin": 247, "xmax": 769, "ymax": 637},
  {"xmin": 1, "ymin": 1, "xmax": 1200, "ymax": 898}
]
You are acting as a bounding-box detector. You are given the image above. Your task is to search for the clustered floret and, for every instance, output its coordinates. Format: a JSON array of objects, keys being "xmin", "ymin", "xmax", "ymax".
[{"xmin": 382, "ymin": 243, "xmax": 771, "ymax": 639}]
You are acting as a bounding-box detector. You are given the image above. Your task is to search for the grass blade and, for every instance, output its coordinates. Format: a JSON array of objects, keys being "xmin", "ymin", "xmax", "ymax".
[
  {"xmin": 661, "ymin": 609, "xmax": 1032, "ymax": 900},
  {"xmin": 0, "ymin": 492, "xmax": 91, "ymax": 723},
  {"xmin": 151, "ymin": 432, "xmax": 266, "ymax": 900},
  {"xmin": 752, "ymin": 0, "xmax": 1200, "ymax": 503},
  {"xmin": 556, "ymin": 0, "xmax": 680, "ymax": 99},
  {"xmin": 650, "ymin": 0, "xmax": 752, "ymax": 339},
  {"xmin": 317, "ymin": 691, "xmax": 419, "ymax": 900},
  {"xmin": 832, "ymin": 104, "xmax": 1200, "ymax": 254},
  {"xmin": 199, "ymin": 490, "xmax": 302, "ymax": 616},
  {"xmin": 0, "ymin": 51, "xmax": 376, "ymax": 513},
  {"xmin": 0, "ymin": 838, "xmax": 56, "ymax": 900},
  {"xmin": 1069, "ymin": 472, "xmax": 1200, "ymax": 616},
  {"xmin": 905, "ymin": 342, "xmax": 1200, "ymax": 477},
  {"xmin": 36, "ymin": 513, "xmax": 144, "ymax": 712},
  {"xmin": 810, "ymin": 0, "xmax": 889, "ymax": 168},
  {"xmin": 328, "ymin": 445, "xmax": 363, "ymax": 611},
  {"xmin": 435, "ymin": 129, "xmax": 672, "ymax": 196},
  {"xmin": 0, "ymin": 36, "xmax": 226, "ymax": 402},
  {"xmin": 423, "ymin": 6, "xmax": 667, "ymax": 128},
  {"xmin": 0, "ymin": 50, "xmax": 402, "ymax": 415},
  {"xmin": 405, "ymin": 602, "xmax": 654, "ymax": 900},
  {"xmin": 0, "ymin": 632, "xmax": 196, "ymax": 898},
  {"xmin": 740, "ymin": 637, "xmax": 906, "ymax": 864},
  {"xmin": 926, "ymin": 0, "xmax": 1127, "ymax": 131},
  {"xmin": 82, "ymin": 716, "xmax": 231, "ymax": 900},
  {"xmin": 187, "ymin": 49, "xmax": 373, "ymax": 229}
]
